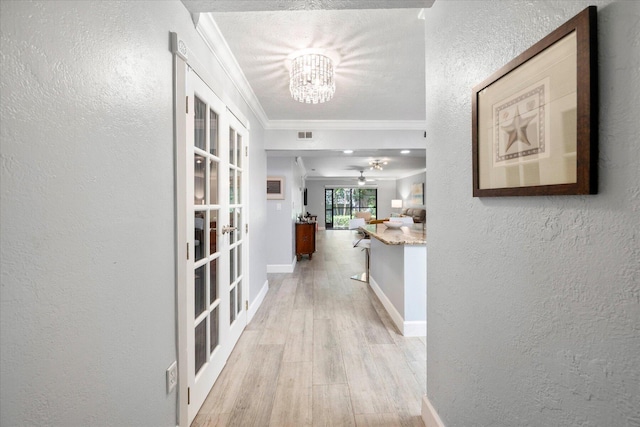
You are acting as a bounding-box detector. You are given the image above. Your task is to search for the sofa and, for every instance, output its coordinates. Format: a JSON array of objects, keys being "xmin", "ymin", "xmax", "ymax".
[
  {"xmin": 354, "ymin": 211, "xmax": 372, "ymax": 222},
  {"xmin": 401, "ymin": 208, "xmax": 426, "ymax": 223}
]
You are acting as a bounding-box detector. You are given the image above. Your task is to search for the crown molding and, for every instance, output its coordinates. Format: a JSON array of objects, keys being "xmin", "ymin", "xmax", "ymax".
[
  {"xmin": 194, "ymin": 13, "xmax": 270, "ymax": 128},
  {"xmin": 266, "ymin": 120, "xmax": 427, "ymax": 131},
  {"xmin": 397, "ymin": 168, "xmax": 427, "ymax": 180}
]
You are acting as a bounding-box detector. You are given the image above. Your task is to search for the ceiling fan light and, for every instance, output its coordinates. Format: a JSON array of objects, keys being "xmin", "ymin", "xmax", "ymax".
[{"xmin": 357, "ymin": 170, "xmax": 366, "ymax": 185}]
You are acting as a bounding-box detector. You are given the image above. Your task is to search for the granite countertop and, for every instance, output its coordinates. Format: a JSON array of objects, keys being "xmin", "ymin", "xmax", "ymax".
[{"xmin": 360, "ymin": 223, "xmax": 426, "ymax": 245}]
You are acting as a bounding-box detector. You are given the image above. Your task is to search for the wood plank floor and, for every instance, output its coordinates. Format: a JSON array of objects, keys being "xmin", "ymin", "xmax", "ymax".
[{"xmin": 192, "ymin": 229, "xmax": 426, "ymax": 427}]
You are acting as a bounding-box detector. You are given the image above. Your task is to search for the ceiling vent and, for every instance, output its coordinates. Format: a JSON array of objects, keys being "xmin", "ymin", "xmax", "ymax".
[{"xmin": 297, "ymin": 131, "xmax": 313, "ymax": 140}]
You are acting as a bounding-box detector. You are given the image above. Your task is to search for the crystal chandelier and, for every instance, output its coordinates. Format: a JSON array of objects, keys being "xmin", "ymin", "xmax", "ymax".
[
  {"xmin": 289, "ymin": 53, "xmax": 335, "ymax": 104},
  {"xmin": 369, "ymin": 160, "xmax": 388, "ymax": 170}
]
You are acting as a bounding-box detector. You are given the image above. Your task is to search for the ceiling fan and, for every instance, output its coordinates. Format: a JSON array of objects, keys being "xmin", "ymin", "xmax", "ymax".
[{"xmin": 358, "ymin": 170, "xmax": 366, "ymax": 186}]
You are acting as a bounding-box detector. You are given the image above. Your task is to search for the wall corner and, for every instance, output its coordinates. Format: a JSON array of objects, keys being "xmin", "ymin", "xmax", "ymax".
[{"xmin": 422, "ymin": 394, "xmax": 446, "ymax": 427}]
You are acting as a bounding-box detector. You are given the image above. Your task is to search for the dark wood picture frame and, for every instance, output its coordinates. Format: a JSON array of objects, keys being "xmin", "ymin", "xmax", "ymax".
[{"xmin": 472, "ymin": 6, "xmax": 597, "ymax": 197}]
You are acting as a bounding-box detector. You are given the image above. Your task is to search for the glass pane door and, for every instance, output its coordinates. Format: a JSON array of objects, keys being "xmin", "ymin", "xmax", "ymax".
[
  {"xmin": 192, "ymin": 93, "xmax": 221, "ymax": 377},
  {"xmin": 184, "ymin": 69, "xmax": 248, "ymax": 424},
  {"xmin": 325, "ymin": 189, "xmax": 333, "ymax": 228},
  {"xmin": 324, "ymin": 188, "xmax": 377, "ymax": 229},
  {"xmin": 226, "ymin": 117, "xmax": 247, "ymax": 346}
]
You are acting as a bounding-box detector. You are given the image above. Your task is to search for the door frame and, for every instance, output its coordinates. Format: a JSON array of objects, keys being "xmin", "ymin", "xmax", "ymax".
[{"xmin": 172, "ymin": 33, "xmax": 250, "ymax": 427}]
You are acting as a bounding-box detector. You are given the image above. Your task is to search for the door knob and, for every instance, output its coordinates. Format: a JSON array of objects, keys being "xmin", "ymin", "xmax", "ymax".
[{"xmin": 221, "ymin": 225, "xmax": 237, "ymax": 235}]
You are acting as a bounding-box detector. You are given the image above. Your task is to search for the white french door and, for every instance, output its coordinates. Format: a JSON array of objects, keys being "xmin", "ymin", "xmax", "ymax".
[{"xmin": 183, "ymin": 67, "xmax": 248, "ymax": 424}]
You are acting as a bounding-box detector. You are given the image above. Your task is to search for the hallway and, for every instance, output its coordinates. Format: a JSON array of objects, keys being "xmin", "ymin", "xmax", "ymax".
[{"xmin": 192, "ymin": 229, "xmax": 426, "ymax": 426}]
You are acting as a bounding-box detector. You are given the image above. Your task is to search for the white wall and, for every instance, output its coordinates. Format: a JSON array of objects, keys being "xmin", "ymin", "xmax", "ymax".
[
  {"xmin": 266, "ymin": 156, "xmax": 297, "ymax": 266},
  {"xmin": 248, "ymin": 125, "xmax": 268, "ymax": 309},
  {"xmin": 0, "ymin": 1, "xmax": 268, "ymax": 425},
  {"xmin": 265, "ymin": 129, "xmax": 426, "ymax": 150},
  {"xmin": 375, "ymin": 180, "xmax": 397, "ymax": 219},
  {"xmin": 396, "ymin": 171, "xmax": 426, "ymax": 209},
  {"xmin": 424, "ymin": 1, "xmax": 640, "ymax": 426},
  {"xmin": 305, "ymin": 180, "xmax": 329, "ymax": 226}
]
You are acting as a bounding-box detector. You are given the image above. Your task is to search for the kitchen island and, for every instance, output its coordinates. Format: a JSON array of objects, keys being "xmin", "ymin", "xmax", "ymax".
[{"xmin": 361, "ymin": 223, "xmax": 426, "ymax": 337}]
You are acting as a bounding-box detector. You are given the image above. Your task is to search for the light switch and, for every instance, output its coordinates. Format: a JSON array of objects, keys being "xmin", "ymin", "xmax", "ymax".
[{"xmin": 276, "ymin": 203, "xmax": 282, "ymax": 211}]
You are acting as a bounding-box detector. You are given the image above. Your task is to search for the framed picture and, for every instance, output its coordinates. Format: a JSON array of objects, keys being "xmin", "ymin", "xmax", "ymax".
[
  {"xmin": 266, "ymin": 176, "xmax": 285, "ymax": 199},
  {"xmin": 472, "ymin": 6, "xmax": 597, "ymax": 197},
  {"xmin": 410, "ymin": 182, "xmax": 424, "ymax": 205}
]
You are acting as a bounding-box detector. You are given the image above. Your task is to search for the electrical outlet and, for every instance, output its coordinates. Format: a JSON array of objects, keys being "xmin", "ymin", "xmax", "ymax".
[{"xmin": 166, "ymin": 361, "xmax": 177, "ymax": 393}]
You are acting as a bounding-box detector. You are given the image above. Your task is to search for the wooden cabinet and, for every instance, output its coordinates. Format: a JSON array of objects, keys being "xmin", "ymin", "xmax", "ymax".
[{"xmin": 296, "ymin": 222, "xmax": 316, "ymax": 260}]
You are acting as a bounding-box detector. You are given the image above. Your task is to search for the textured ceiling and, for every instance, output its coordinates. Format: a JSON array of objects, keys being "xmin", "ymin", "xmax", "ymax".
[
  {"xmin": 182, "ymin": 0, "xmax": 433, "ymax": 13},
  {"xmin": 209, "ymin": 8, "xmax": 426, "ymax": 121},
  {"xmin": 182, "ymin": 0, "xmax": 429, "ymax": 122},
  {"xmin": 181, "ymin": 0, "xmax": 429, "ymax": 178}
]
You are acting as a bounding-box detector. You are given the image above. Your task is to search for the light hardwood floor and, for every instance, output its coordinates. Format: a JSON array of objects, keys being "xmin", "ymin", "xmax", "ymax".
[{"xmin": 192, "ymin": 229, "xmax": 426, "ymax": 427}]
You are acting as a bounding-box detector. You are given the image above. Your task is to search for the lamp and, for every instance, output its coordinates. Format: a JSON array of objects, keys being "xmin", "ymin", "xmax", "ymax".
[
  {"xmin": 289, "ymin": 52, "xmax": 335, "ymax": 104},
  {"xmin": 391, "ymin": 199, "xmax": 402, "ymax": 215},
  {"xmin": 369, "ymin": 160, "xmax": 388, "ymax": 170}
]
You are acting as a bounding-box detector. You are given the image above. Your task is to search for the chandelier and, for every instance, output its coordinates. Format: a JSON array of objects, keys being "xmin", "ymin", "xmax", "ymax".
[
  {"xmin": 289, "ymin": 52, "xmax": 335, "ymax": 104},
  {"xmin": 369, "ymin": 160, "xmax": 388, "ymax": 171}
]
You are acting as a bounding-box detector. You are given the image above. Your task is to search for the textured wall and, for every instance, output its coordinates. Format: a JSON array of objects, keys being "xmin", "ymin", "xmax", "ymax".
[
  {"xmin": 424, "ymin": 1, "xmax": 640, "ymax": 426},
  {"xmin": 0, "ymin": 1, "xmax": 267, "ymax": 425}
]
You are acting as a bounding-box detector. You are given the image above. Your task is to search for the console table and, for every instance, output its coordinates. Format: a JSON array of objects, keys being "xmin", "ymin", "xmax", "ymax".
[{"xmin": 295, "ymin": 222, "xmax": 316, "ymax": 260}]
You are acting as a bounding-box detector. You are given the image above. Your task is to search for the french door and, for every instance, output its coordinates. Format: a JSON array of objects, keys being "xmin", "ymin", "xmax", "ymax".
[{"xmin": 183, "ymin": 67, "xmax": 248, "ymax": 424}]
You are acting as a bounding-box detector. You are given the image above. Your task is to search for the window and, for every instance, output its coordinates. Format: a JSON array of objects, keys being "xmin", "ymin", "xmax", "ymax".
[{"xmin": 324, "ymin": 188, "xmax": 377, "ymax": 229}]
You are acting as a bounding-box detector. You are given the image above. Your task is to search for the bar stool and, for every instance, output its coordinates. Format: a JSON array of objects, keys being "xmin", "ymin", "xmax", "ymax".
[{"xmin": 348, "ymin": 218, "xmax": 370, "ymax": 283}]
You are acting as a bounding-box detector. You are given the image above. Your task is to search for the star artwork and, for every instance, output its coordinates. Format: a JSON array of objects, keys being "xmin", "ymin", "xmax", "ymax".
[
  {"xmin": 492, "ymin": 81, "xmax": 549, "ymax": 165},
  {"xmin": 501, "ymin": 106, "xmax": 535, "ymax": 152}
]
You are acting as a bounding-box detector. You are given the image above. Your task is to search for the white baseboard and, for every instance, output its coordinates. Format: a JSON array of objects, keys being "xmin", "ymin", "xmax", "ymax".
[
  {"xmin": 369, "ymin": 276, "xmax": 426, "ymax": 337},
  {"xmin": 247, "ymin": 279, "xmax": 269, "ymax": 323},
  {"xmin": 267, "ymin": 256, "xmax": 296, "ymax": 273},
  {"xmin": 422, "ymin": 395, "xmax": 446, "ymax": 427},
  {"xmin": 404, "ymin": 320, "xmax": 427, "ymax": 337},
  {"xmin": 368, "ymin": 276, "xmax": 404, "ymax": 333}
]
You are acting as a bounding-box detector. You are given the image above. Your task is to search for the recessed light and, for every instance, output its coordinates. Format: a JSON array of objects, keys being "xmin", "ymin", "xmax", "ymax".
[
  {"xmin": 401, "ymin": 150, "xmax": 411, "ymax": 154},
  {"xmin": 343, "ymin": 150, "xmax": 353, "ymax": 154}
]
